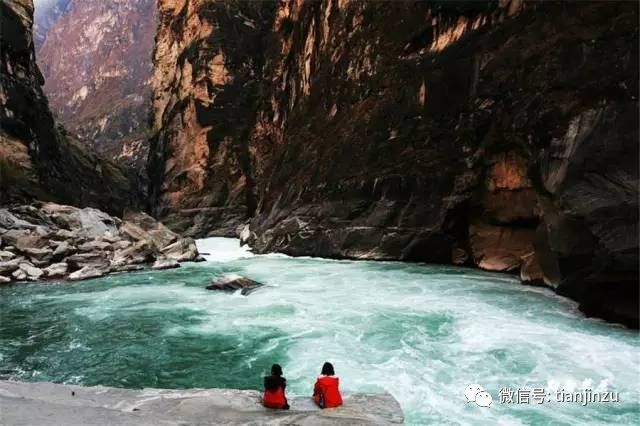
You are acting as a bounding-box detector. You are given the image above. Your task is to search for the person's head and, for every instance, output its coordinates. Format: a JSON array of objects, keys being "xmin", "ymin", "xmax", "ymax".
[
  {"xmin": 321, "ymin": 362, "xmax": 335, "ymax": 376},
  {"xmin": 271, "ymin": 364, "xmax": 283, "ymax": 377}
]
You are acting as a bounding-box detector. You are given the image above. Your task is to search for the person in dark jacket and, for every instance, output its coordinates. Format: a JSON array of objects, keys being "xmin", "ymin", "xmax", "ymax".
[
  {"xmin": 263, "ymin": 364, "xmax": 289, "ymax": 409},
  {"xmin": 313, "ymin": 362, "xmax": 343, "ymax": 409}
]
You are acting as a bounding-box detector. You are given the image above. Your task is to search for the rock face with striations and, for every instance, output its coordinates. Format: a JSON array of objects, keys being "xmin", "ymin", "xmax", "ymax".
[
  {"xmin": 0, "ymin": 0, "xmax": 137, "ymax": 214},
  {"xmin": 34, "ymin": 0, "xmax": 157, "ymax": 171},
  {"xmin": 148, "ymin": 0, "xmax": 275, "ymax": 237},
  {"xmin": 149, "ymin": 1, "xmax": 638, "ymax": 327}
]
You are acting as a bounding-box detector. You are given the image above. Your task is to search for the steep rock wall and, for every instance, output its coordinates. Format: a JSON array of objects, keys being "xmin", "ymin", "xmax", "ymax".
[
  {"xmin": 150, "ymin": 0, "xmax": 639, "ymax": 326},
  {"xmin": 35, "ymin": 0, "xmax": 157, "ymax": 171},
  {"xmin": 0, "ymin": 0, "xmax": 137, "ymax": 215},
  {"xmin": 149, "ymin": 0, "xmax": 275, "ymax": 236}
]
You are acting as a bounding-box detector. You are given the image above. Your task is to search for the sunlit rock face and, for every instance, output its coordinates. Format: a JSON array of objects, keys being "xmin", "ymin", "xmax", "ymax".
[
  {"xmin": 149, "ymin": 1, "xmax": 638, "ymax": 326},
  {"xmin": 149, "ymin": 0, "xmax": 275, "ymax": 237},
  {"xmin": 0, "ymin": 0, "xmax": 137, "ymax": 214},
  {"xmin": 34, "ymin": 0, "xmax": 157, "ymax": 171}
]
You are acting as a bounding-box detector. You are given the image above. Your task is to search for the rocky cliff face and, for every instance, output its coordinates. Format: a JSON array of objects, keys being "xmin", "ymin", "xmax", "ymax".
[
  {"xmin": 150, "ymin": 0, "xmax": 638, "ymax": 327},
  {"xmin": 149, "ymin": 0, "xmax": 274, "ymax": 236},
  {"xmin": 34, "ymin": 0, "xmax": 157, "ymax": 170},
  {"xmin": 0, "ymin": 0, "xmax": 137, "ymax": 215}
]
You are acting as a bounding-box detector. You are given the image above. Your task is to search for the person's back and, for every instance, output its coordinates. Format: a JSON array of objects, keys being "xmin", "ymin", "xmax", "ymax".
[
  {"xmin": 263, "ymin": 364, "xmax": 289, "ymax": 409},
  {"xmin": 313, "ymin": 362, "xmax": 343, "ymax": 409}
]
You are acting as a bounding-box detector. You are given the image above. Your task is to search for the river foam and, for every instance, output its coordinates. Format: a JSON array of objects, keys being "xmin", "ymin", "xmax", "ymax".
[{"xmin": 0, "ymin": 238, "xmax": 638, "ymax": 425}]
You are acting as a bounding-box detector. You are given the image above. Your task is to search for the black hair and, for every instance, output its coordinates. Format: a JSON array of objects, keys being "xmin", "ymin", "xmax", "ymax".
[
  {"xmin": 321, "ymin": 362, "xmax": 335, "ymax": 376},
  {"xmin": 271, "ymin": 364, "xmax": 283, "ymax": 377}
]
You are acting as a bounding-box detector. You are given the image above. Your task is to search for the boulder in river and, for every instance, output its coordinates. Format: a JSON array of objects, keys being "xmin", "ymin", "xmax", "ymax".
[{"xmin": 206, "ymin": 275, "xmax": 264, "ymax": 296}]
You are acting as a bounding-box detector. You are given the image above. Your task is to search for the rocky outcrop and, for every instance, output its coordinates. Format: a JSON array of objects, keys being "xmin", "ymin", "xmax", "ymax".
[
  {"xmin": 148, "ymin": 0, "xmax": 275, "ymax": 237},
  {"xmin": 0, "ymin": 380, "xmax": 403, "ymax": 425},
  {"xmin": 34, "ymin": 0, "xmax": 157, "ymax": 173},
  {"xmin": 206, "ymin": 275, "xmax": 264, "ymax": 295},
  {"xmin": 149, "ymin": 1, "xmax": 638, "ymax": 327},
  {"xmin": 0, "ymin": 0, "xmax": 137, "ymax": 214},
  {"xmin": 0, "ymin": 202, "xmax": 200, "ymax": 283}
]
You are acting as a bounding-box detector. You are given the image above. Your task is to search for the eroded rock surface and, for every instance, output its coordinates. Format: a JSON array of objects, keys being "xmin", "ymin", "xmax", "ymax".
[
  {"xmin": 0, "ymin": 0, "xmax": 138, "ymax": 213},
  {"xmin": 0, "ymin": 380, "xmax": 403, "ymax": 425},
  {"xmin": 149, "ymin": 1, "xmax": 638, "ymax": 327},
  {"xmin": 0, "ymin": 202, "xmax": 200, "ymax": 283}
]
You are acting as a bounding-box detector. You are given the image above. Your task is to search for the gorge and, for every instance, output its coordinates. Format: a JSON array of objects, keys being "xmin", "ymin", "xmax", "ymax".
[{"xmin": 0, "ymin": 0, "xmax": 639, "ymax": 424}]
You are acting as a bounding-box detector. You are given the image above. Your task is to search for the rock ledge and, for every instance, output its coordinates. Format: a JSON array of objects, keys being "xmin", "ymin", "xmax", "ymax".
[{"xmin": 0, "ymin": 380, "xmax": 403, "ymax": 425}]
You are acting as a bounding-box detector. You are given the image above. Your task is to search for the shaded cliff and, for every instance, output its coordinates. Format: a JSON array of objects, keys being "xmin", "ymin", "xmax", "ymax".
[
  {"xmin": 148, "ymin": 0, "xmax": 275, "ymax": 236},
  {"xmin": 0, "ymin": 0, "xmax": 137, "ymax": 215},
  {"xmin": 149, "ymin": 1, "xmax": 638, "ymax": 326},
  {"xmin": 35, "ymin": 0, "xmax": 157, "ymax": 171}
]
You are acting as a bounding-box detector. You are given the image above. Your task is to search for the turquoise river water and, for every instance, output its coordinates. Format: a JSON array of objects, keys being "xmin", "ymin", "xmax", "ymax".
[{"xmin": 0, "ymin": 238, "xmax": 638, "ymax": 425}]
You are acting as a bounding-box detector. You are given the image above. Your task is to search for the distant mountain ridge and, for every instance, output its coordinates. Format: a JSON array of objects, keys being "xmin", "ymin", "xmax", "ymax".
[{"xmin": 34, "ymin": 0, "xmax": 156, "ymax": 171}]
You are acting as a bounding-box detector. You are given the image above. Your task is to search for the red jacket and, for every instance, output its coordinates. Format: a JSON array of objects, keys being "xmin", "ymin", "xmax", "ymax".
[
  {"xmin": 263, "ymin": 376, "xmax": 287, "ymax": 409},
  {"xmin": 313, "ymin": 375, "xmax": 343, "ymax": 408}
]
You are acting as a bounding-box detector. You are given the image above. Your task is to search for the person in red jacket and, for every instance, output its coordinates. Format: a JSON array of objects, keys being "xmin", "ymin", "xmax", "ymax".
[
  {"xmin": 263, "ymin": 364, "xmax": 289, "ymax": 409},
  {"xmin": 313, "ymin": 362, "xmax": 343, "ymax": 409}
]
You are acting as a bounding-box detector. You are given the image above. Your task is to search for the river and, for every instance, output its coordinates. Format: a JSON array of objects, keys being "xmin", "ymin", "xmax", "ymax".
[{"xmin": 0, "ymin": 238, "xmax": 638, "ymax": 425}]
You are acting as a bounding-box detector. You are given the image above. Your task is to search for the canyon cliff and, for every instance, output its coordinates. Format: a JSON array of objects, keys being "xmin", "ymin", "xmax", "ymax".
[
  {"xmin": 150, "ymin": 0, "xmax": 638, "ymax": 327},
  {"xmin": 0, "ymin": 0, "xmax": 136, "ymax": 214},
  {"xmin": 34, "ymin": 0, "xmax": 157, "ymax": 171}
]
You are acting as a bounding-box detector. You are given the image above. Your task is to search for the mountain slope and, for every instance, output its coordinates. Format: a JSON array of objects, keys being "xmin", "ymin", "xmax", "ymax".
[
  {"xmin": 34, "ymin": 0, "xmax": 157, "ymax": 169},
  {"xmin": 1, "ymin": 0, "xmax": 137, "ymax": 215}
]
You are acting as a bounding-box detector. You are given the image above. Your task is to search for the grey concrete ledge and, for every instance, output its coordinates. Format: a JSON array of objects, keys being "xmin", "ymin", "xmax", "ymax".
[{"xmin": 0, "ymin": 380, "xmax": 404, "ymax": 425}]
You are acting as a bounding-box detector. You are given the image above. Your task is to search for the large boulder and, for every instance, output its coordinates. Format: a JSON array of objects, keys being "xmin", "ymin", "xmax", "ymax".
[
  {"xmin": 0, "ymin": 258, "xmax": 23, "ymax": 275},
  {"xmin": 18, "ymin": 263, "xmax": 44, "ymax": 281},
  {"xmin": 44, "ymin": 263, "xmax": 69, "ymax": 279},
  {"xmin": 152, "ymin": 258, "xmax": 180, "ymax": 270},
  {"xmin": 120, "ymin": 211, "xmax": 178, "ymax": 249},
  {"xmin": 68, "ymin": 266, "xmax": 107, "ymax": 281},
  {"xmin": 65, "ymin": 253, "xmax": 110, "ymax": 270},
  {"xmin": 206, "ymin": 275, "xmax": 264, "ymax": 296}
]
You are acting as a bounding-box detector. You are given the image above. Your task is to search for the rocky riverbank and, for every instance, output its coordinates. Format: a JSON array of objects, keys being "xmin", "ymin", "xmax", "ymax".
[
  {"xmin": 0, "ymin": 381, "xmax": 403, "ymax": 425},
  {"xmin": 0, "ymin": 202, "xmax": 201, "ymax": 284}
]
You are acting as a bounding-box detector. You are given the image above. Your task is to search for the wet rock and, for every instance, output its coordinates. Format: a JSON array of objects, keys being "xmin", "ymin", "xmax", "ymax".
[
  {"xmin": 0, "ymin": 275, "xmax": 11, "ymax": 284},
  {"xmin": 12, "ymin": 269, "xmax": 27, "ymax": 281},
  {"xmin": 18, "ymin": 263, "xmax": 44, "ymax": 281},
  {"xmin": 112, "ymin": 264, "xmax": 145, "ymax": 273},
  {"xmin": 206, "ymin": 275, "xmax": 264, "ymax": 296},
  {"xmin": 112, "ymin": 240, "xmax": 155, "ymax": 266},
  {"xmin": 0, "ymin": 259, "xmax": 23, "ymax": 275},
  {"xmin": 68, "ymin": 266, "xmax": 107, "ymax": 281},
  {"xmin": 152, "ymin": 259, "xmax": 180, "ymax": 270},
  {"xmin": 239, "ymin": 225, "xmax": 251, "ymax": 247},
  {"xmin": 469, "ymin": 223, "xmax": 536, "ymax": 272},
  {"xmin": 162, "ymin": 238, "xmax": 198, "ymax": 261},
  {"xmin": 44, "ymin": 263, "xmax": 68, "ymax": 279}
]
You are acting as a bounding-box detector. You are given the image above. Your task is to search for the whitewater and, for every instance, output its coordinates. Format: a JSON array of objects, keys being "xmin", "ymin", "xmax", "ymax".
[{"xmin": 0, "ymin": 238, "xmax": 638, "ymax": 425}]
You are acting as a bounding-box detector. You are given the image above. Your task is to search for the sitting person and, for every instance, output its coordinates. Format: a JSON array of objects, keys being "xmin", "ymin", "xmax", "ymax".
[
  {"xmin": 313, "ymin": 362, "xmax": 343, "ymax": 409},
  {"xmin": 262, "ymin": 364, "xmax": 290, "ymax": 409}
]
